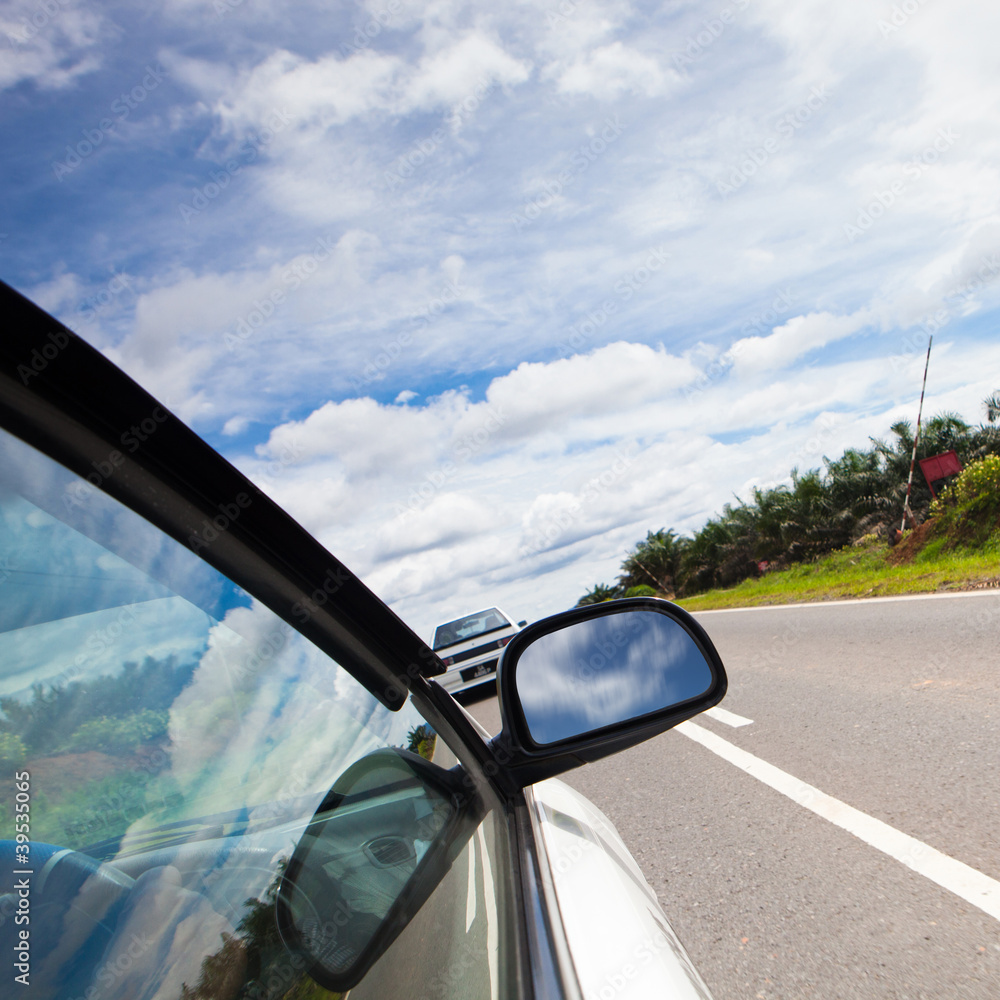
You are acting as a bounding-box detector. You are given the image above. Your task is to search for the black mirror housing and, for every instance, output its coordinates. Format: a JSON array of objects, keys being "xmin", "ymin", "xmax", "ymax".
[{"xmin": 491, "ymin": 598, "xmax": 727, "ymax": 788}]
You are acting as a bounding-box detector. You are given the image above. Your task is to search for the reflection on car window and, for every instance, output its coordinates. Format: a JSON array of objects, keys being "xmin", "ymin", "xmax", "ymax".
[
  {"xmin": 0, "ymin": 427, "xmax": 504, "ymax": 1000},
  {"xmin": 433, "ymin": 608, "xmax": 511, "ymax": 649}
]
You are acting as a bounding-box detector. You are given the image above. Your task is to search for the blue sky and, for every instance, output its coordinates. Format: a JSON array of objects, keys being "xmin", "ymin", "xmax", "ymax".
[{"xmin": 3, "ymin": 0, "xmax": 1000, "ymax": 637}]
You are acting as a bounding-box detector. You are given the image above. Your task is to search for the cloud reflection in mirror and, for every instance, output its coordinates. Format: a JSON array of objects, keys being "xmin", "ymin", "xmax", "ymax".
[{"xmin": 514, "ymin": 610, "xmax": 713, "ymax": 746}]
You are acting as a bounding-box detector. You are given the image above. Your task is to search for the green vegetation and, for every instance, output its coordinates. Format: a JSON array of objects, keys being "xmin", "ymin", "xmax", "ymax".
[
  {"xmin": 59, "ymin": 708, "xmax": 169, "ymax": 755},
  {"xmin": 931, "ymin": 453, "xmax": 1000, "ymax": 548},
  {"xmin": 674, "ymin": 534, "xmax": 999, "ymax": 611},
  {"xmin": 0, "ymin": 655, "xmax": 194, "ymax": 759},
  {"xmin": 578, "ymin": 393, "xmax": 1000, "ymax": 608},
  {"xmin": 0, "ymin": 654, "xmax": 196, "ymax": 849},
  {"xmin": 406, "ymin": 723, "xmax": 437, "ymax": 761}
]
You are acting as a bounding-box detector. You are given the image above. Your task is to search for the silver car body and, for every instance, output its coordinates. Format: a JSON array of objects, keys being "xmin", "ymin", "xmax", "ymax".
[{"xmin": 528, "ymin": 778, "xmax": 714, "ymax": 1000}]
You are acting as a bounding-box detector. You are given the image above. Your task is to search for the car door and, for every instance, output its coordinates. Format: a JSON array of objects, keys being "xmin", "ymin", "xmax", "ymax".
[{"xmin": 0, "ymin": 281, "xmax": 551, "ymax": 1000}]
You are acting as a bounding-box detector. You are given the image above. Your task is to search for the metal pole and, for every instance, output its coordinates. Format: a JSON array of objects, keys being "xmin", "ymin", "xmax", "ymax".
[{"xmin": 900, "ymin": 335, "xmax": 933, "ymax": 532}]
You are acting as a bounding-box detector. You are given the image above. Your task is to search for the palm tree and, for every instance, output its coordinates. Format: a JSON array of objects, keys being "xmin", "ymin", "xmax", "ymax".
[
  {"xmin": 576, "ymin": 583, "xmax": 622, "ymax": 606},
  {"xmin": 985, "ymin": 391, "xmax": 1000, "ymax": 425},
  {"xmin": 618, "ymin": 528, "xmax": 686, "ymax": 596}
]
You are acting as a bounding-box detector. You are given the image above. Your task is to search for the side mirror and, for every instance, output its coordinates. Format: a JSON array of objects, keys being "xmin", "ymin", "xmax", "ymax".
[
  {"xmin": 276, "ymin": 748, "xmax": 480, "ymax": 991},
  {"xmin": 492, "ymin": 598, "xmax": 726, "ymax": 787}
]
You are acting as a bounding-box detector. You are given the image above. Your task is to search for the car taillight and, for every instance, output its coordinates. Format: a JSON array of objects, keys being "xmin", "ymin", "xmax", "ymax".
[
  {"xmin": 442, "ymin": 656, "xmax": 454, "ymax": 665},
  {"xmin": 498, "ymin": 636, "xmax": 512, "ymax": 647}
]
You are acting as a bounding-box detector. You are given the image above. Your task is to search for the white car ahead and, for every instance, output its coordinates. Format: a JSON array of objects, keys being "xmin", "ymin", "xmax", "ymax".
[{"xmin": 432, "ymin": 606, "xmax": 526, "ymax": 695}]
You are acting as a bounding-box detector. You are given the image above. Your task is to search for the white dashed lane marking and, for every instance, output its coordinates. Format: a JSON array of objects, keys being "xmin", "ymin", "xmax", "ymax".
[
  {"xmin": 704, "ymin": 706, "xmax": 754, "ymax": 728},
  {"xmin": 677, "ymin": 720, "xmax": 1000, "ymax": 923}
]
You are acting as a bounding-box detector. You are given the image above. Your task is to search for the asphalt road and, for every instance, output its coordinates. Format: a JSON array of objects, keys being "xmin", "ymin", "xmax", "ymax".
[{"xmin": 464, "ymin": 592, "xmax": 1000, "ymax": 1000}]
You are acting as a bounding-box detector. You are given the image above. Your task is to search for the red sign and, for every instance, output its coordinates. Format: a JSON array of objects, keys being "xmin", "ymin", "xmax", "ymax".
[{"xmin": 919, "ymin": 450, "xmax": 963, "ymax": 497}]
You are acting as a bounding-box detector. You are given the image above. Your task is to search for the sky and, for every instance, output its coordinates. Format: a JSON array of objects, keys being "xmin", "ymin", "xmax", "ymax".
[{"xmin": 3, "ymin": 0, "xmax": 1000, "ymax": 640}]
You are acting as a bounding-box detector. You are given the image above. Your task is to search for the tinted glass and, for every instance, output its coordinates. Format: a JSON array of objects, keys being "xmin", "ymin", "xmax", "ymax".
[
  {"xmin": 433, "ymin": 608, "xmax": 510, "ymax": 649},
  {"xmin": 0, "ymin": 428, "xmax": 506, "ymax": 999}
]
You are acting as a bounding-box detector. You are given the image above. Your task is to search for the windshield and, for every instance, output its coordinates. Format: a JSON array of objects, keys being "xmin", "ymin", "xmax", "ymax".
[{"xmin": 433, "ymin": 609, "xmax": 512, "ymax": 649}]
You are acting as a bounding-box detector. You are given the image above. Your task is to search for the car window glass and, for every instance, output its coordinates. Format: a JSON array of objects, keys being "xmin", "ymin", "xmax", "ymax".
[
  {"xmin": 0, "ymin": 427, "xmax": 505, "ymax": 1000},
  {"xmin": 433, "ymin": 608, "xmax": 510, "ymax": 648}
]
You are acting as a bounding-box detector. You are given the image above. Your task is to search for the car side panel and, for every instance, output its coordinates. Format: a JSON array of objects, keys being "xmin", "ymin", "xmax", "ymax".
[{"xmin": 526, "ymin": 779, "xmax": 715, "ymax": 1000}]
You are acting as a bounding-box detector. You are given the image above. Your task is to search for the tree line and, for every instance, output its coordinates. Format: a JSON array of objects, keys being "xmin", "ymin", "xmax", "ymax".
[{"xmin": 578, "ymin": 393, "xmax": 1000, "ymax": 605}]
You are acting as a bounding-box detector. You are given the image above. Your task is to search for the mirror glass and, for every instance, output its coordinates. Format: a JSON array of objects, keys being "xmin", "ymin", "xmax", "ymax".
[
  {"xmin": 513, "ymin": 609, "xmax": 714, "ymax": 746},
  {"xmin": 276, "ymin": 748, "xmax": 466, "ymax": 989}
]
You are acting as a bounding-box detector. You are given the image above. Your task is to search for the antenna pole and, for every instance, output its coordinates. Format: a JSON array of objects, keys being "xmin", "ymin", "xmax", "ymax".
[{"xmin": 900, "ymin": 335, "xmax": 933, "ymax": 532}]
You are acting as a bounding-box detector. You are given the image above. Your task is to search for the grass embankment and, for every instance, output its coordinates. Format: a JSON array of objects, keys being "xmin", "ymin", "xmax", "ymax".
[{"xmin": 675, "ymin": 530, "xmax": 1000, "ymax": 612}]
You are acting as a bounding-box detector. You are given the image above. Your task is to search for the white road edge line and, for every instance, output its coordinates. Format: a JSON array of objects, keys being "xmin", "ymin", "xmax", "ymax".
[
  {"xmin": 704, "ymin": 706, "xmax": 754, "ymax": 728},
  {"xmin": 691, "ymin": 588, "xmax": 1000, "ymax": 615},
  {"xmin": 676, "ymin": 720, "xmax": 1000, "ymax": 923}
]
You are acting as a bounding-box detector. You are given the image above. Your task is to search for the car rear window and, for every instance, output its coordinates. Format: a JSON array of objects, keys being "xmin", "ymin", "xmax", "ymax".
[{"xmin": 433, "ymin": 609, "xmax": 512, "ymax": 649}]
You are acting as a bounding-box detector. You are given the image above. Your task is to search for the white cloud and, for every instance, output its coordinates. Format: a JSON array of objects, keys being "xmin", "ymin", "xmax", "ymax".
[
  {"xmin": 0, "ymin": 0, "xmax": 105, "ymax": 92},
  {"xmin": 167, "ymin": 32, "xmax": 530, "ymax": 139},
  {"xmin": 730, "ymin": 309, "xmax": 874, "ymax": 374},
  {"xmin": 550, "ymin": 41, "xmax": 680, "ymax": 98}
]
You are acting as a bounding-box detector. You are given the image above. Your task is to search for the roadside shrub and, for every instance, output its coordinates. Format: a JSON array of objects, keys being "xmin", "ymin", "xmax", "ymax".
[
  {"xmin": 930, "ymin": 454, "xmax": 1000, "ymax": 547},
  {"xmin": 624, "ymin": 585, "xmax": 658, "ymax": 598}
]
